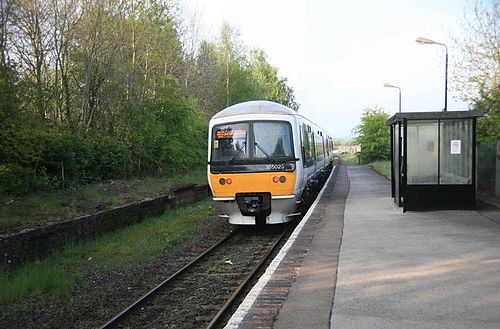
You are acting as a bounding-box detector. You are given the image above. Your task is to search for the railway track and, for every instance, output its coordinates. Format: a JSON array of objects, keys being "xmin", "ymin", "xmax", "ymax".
[{"xmin": 98, "ymin": 224, "xmax": 292, "ymax": 329}]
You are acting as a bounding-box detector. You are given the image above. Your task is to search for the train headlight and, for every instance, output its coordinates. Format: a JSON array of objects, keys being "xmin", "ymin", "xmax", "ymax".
[
  {"xmin": 279, "ymin": 176, "xmax": 286, "ymax": 183},
  {"xmin": 219, "ymin": 178, "xmax": 226, "ymax": 185}
]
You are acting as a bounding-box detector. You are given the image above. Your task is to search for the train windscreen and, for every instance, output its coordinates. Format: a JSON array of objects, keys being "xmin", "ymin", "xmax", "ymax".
[
  {"xmin": 211, "ymin": 121, "xmax": 294, "ymax": 163},
  {"xmin": 253, "ymin": 122, "xmax": 293, "ymax": 158},
  {"xmin": 212, "ymin": 122, "xmax": 249, "ymax": 161}
]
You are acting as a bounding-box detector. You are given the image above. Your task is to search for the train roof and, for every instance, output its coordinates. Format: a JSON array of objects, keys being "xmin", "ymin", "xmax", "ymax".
[{"xmin": 211, "ymin": 101, "xmax": 297, "ymax": 119}]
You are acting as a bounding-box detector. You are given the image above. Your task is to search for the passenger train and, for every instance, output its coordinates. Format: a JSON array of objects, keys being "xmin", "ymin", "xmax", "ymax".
[{"xmin": 207, "ymin": 101, "xmax": 334, "ymax": 225}]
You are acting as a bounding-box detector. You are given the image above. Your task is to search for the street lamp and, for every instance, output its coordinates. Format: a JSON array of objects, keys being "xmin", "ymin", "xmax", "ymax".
[
  {"xmin": 416, "ymin": 36, "xmax": 448, "ymax": 112},
  {"xmin": 383, "ymin": 83, "xmax": 401, "ymax": 113}
]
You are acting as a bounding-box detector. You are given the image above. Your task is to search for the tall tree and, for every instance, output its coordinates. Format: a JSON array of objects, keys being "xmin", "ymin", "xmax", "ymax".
[
  {"xmin": 0, "ymin": 0, "xmax": 300, "ymax": 193},
  {"xmin": 12, "ymin": 0, "xmax": 53, "ymax": 120},
  {"xmin": 453, "ymin": 1, "xmax": 499, "ymax": 142},
  {"xmin": 51, "ymin": 0, "xmax": 81, "ymax": 127},
  {"xmin": 249, "ymin": 49, "xmax": 299, "ymax": 110},
  {"xmin": 219, "ymin": 23, "xmax": 243, "ymax": 108},
  {"xmin": 190, "ymin": 40, "xmax": 225, "ymax": 118},
  {"xmin": 73, "ymin": 0, "xmax": 123, "ymax": 133},
  {"xmin": 453, "ymin": 1, "xmax": 499, "ymax": 101},
  {"xmin": 0, "ymin": 0, "xmax": 15, "ymax": 65}
]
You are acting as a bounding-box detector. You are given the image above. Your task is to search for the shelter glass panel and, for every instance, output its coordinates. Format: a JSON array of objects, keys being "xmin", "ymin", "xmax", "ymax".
[
  {"xmin": 393, "ymin": 124, "xmax": 401, "ymax": 203},
  {"xmin": 407, "ymin": 120, "xmax": 438, "ymax": 184},
  {"xmin": 439, "ymin": 119, "xmax": 472, "ymax": 184}
]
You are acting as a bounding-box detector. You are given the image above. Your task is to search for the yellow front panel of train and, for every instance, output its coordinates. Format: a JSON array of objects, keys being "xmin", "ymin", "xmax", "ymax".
[{"xmin": 210, "ymin": 171, "xmax": 297, "ymax": 198}]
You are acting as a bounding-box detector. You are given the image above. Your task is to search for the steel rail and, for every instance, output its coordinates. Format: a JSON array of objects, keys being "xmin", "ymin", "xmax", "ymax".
[
  {"xmin": 98, "ymin": 228, "xmax": 238, "ymax": 329},
  {"xmin": 206, "ymin": 226, "xmax": 290, "ymax": 329}
]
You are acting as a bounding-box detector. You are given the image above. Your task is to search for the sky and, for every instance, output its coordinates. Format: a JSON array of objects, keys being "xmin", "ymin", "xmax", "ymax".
[{"xmin": 182, "ymin": 0, "xmax": 477, "ymax": 139}]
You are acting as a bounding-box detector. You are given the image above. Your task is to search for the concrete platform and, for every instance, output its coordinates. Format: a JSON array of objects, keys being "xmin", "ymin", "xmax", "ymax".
[
  {"xmin": 225, "ymin": 165, "xmax": 500, "ymax": 329},
  {"xmin": 332, "ymin": 166, "xmax": 500, "ymax": 329}
]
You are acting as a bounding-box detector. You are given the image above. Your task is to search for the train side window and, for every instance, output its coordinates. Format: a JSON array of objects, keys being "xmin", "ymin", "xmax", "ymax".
[
  {"xmin": 310, "ymin": 129, "xmax": 317, "ymax": 163},
  {"xmin": 302, "ymin": 125, "xmax": 315, "ymax": 167},
  {"xmin": 315, "ymin": 133, "xmax": 325, "ymax": 162},
  {"xmin": 300, "ymin": 126, "xmax": 305, "ymax": 162},
  {"xmin": 322, "ymin": 136, "xmax": 326, "ymax": 157}
]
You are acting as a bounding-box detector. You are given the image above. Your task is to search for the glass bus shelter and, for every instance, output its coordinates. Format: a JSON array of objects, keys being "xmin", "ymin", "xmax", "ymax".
[{"xmin": 386, "ymin": 110, "xmax": 485, "ymax": 212}]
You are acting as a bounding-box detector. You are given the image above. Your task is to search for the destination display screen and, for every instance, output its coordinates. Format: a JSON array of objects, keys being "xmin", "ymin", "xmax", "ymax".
[{"xmin": 215, "ymin": 129, "xmax": 247, "ymax": 139}]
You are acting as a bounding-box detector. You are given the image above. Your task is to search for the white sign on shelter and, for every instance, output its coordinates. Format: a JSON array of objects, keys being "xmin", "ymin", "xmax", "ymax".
[{"xmin": 450, "ymin": 140, "xmax": 461, "ymax": 154}]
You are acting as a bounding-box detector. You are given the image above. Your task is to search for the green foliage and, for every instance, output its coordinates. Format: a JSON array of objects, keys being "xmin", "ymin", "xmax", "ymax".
[
  {"xmin": 338, "ymin": 153, "xmax": 359, "ymax": 166},
  {"xmin": 207, "ymin": 257, "xmax": 231, "ymax": 274},
  {"xmin": 0, "ymin": 63, "xmax": 20, "ymax": 123},
  {"xmin": 369, "ymin": 160, "xmax": 391, "ymax": 179},
  {"xmin": 249, "ymin": 49, "xmax": 299, "ymax": 110},
  {"xmin": 0, "ymin": 262, "xmax": 69, "ymax": 304},
  {"xmin": 0, "ymin": 198, "xmax": 214, "ymax": 304},
  {"xmin": 453, "ymin": 2, "xmax": 499, "ymax": 146},
  {"xmin": 189, "ymin": 24, "xmax": 299, "ymax": 117},
  {"xmin": 0, "ymin": 3, "xmax": 297, "ymax": 196},
  {"xmin": 0, "ymin": 168, "xmax": 207, "ymax": 233},
  {"xmin": 118, "ymin": 77, "xmax": 207, "ymax": 176},
  {"xmin": 475, "ymin": 85, "xmax": 500, "ymax": 143},
  {"xmin": 354, "ymin": 107, "xmax": 391, "ymax": 164},
  {"xmin": 0, "ymin": 77, "xmax": 206, "ymax": 195}
]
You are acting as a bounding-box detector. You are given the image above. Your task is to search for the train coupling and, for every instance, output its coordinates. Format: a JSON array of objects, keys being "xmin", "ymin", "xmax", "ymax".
[{"xmin": 236, "ymin": 192, "xmax": 271, "ymax": 216}]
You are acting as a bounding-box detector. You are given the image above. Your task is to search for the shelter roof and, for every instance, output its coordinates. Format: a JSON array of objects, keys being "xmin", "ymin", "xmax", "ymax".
[{"xmin": 386, "ymin": 110, "xmax": 486, "ymax": 125}]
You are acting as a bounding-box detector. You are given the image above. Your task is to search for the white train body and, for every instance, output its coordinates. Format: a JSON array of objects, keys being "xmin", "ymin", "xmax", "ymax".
[{"xmin": 208, "ymin": 101, "xmax": 333, "ymax": 225}]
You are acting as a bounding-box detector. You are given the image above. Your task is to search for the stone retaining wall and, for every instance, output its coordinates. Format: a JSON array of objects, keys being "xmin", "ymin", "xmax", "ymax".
[{"xmin": 0, "ymin": 184, "xmax": 210, "ymax": 267}]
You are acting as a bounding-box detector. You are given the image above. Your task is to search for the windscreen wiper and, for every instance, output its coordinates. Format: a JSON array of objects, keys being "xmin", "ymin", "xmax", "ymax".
[
  {"xmin": 254, "ymin": 142, "xmax": 275, "ymax": 163},
  {"xmin": 225, "ymin": 141, "xmax": 247, "ymax": 165}
]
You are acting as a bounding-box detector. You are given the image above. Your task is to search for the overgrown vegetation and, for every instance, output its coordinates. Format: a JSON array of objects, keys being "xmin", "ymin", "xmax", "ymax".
[
  {"xmin": 475, "ymin": 85, "xmax": 500, "ymax": 143},
  {"xmin": 0, "ymin": 168, "xmax": 206, "ymax": 233},
  {"xmin": 0, "ymin": 198, "xmax": 215, "ymax": 304},
  {"xmin": 353, "ymin": 107, "xmax": 390, "ymax": 164},
  {"xmin": 338, "ymin": 153, "xmax": 359, "ymax": 166},
  {"xmin": 207, "ymin": 257, "xmax": 231, "ymax": 274},
  {"xmin": 369, "ymin": 161, "xmax": 391, "ymax": 179},
  {"xmin": 453, "ymin": 1, "xmax": 499, "ymax": 143},
  {"xmin": 0, "ymin": 0, "xmax": 298, "ymax": 196}
]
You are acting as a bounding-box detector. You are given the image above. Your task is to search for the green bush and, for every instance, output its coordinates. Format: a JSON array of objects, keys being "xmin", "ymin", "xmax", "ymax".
[
  {"xmin": 475, "ymin": 85, "xmax": 500, "ymax": 143},
  {"xmin": 0, "ymin": 76, "xmax": 208, "ymax": 196},
  {"xmin": 354, "ymin": 107, "xmax": 391, "ymax": 164},
  {"xmin": 0, "ymin": 164, "xmax": 35, "ymax": 195},
  {"xmin": 117, "ymin": 77, "xmax": 208, "ymax": 177},
  {"xmin": 89, "ymin": 136, "xmax": 126, "ymax": 179}
]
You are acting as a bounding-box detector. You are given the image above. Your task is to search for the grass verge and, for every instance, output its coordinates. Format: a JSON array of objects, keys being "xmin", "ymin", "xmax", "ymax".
[
  {"xmin": 337, "ymin": 153, "xmax": 359, "ymax": 166},
  {"xmin": 0, "ymin": 198, "xmax": 215, "ymax": 304},
  {"xmin": 0, "ymin": 167, "xmax": 207, "ymax": 234},
  {"xmin": 369, "ymin": 160, "xmax": 391, "ymax": 179}
]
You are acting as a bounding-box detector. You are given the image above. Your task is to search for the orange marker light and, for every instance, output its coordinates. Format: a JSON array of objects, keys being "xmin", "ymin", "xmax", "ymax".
[
  {"xmin": 226, "ymin": 178, "xmax": 233, "ymax": 185},
  {"xmin": 272, "ymin": 176, "xmax": 279, "ymax": 183}
]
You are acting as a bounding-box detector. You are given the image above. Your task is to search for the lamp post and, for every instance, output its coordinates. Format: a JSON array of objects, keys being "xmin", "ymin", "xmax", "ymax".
[
  {"xmin": 416, "ymin": 36, "xmax": 448, "ymax": 112},
  {"xmin": 383, "ymin": 83, "xmax": 401, "ymax": 113}
]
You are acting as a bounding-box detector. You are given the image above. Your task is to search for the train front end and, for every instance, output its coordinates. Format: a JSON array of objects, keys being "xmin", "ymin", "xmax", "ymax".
[{"xmin": 207, "ymin": 102, "xmax": 300, "ymax": 225}]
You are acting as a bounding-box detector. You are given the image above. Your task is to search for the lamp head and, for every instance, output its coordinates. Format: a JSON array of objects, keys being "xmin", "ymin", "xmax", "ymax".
[
  {"xmin": 416, "ymin": 36, "xmax": 436, "ymax": 44},
  {"xmin": 384, "ymin": 83, "xmax": 397, "ymax": 88}
]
